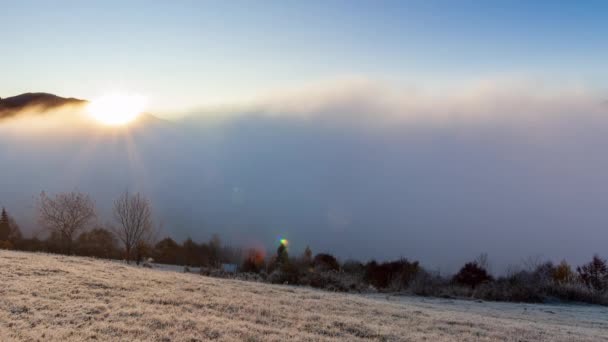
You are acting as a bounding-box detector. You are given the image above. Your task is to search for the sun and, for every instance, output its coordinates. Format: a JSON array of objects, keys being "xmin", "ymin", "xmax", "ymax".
[{"xmin": 87, "ymin": 93, "xmax": 147, "ymax": 126}]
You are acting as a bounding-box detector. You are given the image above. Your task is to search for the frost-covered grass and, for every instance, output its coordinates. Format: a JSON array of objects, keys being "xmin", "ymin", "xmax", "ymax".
[{"xmin": 1, "ymin": 250, "xmax": 607, "ymax": 341}]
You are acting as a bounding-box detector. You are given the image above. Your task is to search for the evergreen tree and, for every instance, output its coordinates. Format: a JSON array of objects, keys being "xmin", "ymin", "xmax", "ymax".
[
  {"xmin": 0, "ymin": 208, "xmax": 11, "ymax": 242},
  {"xmin": 277, "ymin": 241, "xmax": 289, "ymax": 264}
]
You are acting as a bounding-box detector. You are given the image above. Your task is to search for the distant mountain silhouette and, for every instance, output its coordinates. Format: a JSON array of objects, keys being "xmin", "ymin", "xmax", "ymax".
[{"xmin": 0, "ymin": 92, "xmax": 86, "ymax": 119}]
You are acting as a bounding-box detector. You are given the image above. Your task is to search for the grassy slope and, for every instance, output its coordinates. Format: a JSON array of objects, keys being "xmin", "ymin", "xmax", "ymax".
[{"xmin": 0, "ymin": 250, "xmax": 606, "ymax": 342}]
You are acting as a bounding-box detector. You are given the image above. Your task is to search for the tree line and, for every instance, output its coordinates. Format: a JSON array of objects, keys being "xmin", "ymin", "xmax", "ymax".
[
  {"xmin": 2, "ymin": 191, "xmax": 156, "ymax": 264},
  {"xmin": 0, "ymin": 191, "xmax": 250, "ymax": 267},
  {"xmin": 1, "ymin": 190, "xmax": 607, "ymax": 306}
]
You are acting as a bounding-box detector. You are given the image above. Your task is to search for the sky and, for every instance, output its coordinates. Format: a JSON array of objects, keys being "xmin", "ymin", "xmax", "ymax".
[
  {"xmin": 2, "ymin": 1, "xmax": 608, "ymax": 114},
  {"xmin": 2, "ymin": 1, "xmax": 608, "ymax": 272}
]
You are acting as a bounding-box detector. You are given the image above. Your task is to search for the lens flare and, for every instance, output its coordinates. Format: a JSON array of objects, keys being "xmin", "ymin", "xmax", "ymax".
[{"xmin": 279, "ymin": 238, "xmax": 289, "ymax": 246}]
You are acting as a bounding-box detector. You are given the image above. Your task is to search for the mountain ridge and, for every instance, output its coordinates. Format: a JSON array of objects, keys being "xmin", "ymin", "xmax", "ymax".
[
  {"xmin": 0, "ymin": 92, "xmax": 86, "ymax": 119},
  {"xmin": 0, "ymin": 93, "xmax": 167, "ymax": 126}
]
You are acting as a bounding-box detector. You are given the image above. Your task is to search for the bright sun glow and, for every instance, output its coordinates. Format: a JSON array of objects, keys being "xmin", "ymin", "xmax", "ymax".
[{"xmin": 87, "ymin": 93, "xmax": 147, "ymax": 126}]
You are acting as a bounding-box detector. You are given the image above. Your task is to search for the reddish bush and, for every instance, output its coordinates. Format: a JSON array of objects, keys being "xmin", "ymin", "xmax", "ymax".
[{"xmin": 241, "ymin": 248, "xmax": 266, "ymax": 273}]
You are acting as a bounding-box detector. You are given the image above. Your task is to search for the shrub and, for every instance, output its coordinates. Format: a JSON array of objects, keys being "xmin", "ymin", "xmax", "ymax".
[
  {"xmin": 267, "ymin": 269, "xmax": 284, "ymax": 284},
  {"xmin": 0, "ymin": 240, "xmax": 14, "ymax": 250},
  {"xmin": 474, "ymin": 278, "xmax": 544, "ymax": 303},
  {"xmin": 473, "ymin": 271, "xmax": 608, "ymax": 305},
  {"xmin": 389, "ymin": 259, "xmax": 421, "ymax": 291},
  {"xmin": 342, "ymin": 259, "xmax": 365, "ymax": 275},
  {"xmin": 544, "ymin": 282, "xmax": 608, "ymax": 305},
  {"xmin": 409, "ymin": 270, "xmax": 447, "ymax": 296},
  {"xmin": 532, "ymin": 261, "xmax": 556, "ymax": 284},
  {"xmin": 268, "ymin": 260, "xmax": 300, "ymax": 285},
  {"xmin": 241, "ymin": 248, "xmax": 265, "ymax": 273},
  {"xmin": 154, "ymin": 237, "xmax": 183, "ymax": 265},
  {"xmin": 14, "ymin": 238, "xmax": 44, "ymax": 252},
  {"xmin": 553, "ymin": 260, "xmax": 575, "ymax": 284},
  {"xmin": 45, "ymin": 231, "xmax": 69, "ymax": 254},
  {"xmin": 577, "ymin": 255, "xmax": 608, "ymax": 292},
  {"xmin": 453, "ymin": 262, "xmax": 493, "ymax": 289},
  {"xmin": 282, "ymin": 260, "xmax": 301, "ymax": 284},
  {"xmin": 365, "ymin": 258, "xmax": 420, "ymax": 290},
  {"xmin": 472, "ymin": 261, "xmax": 608, "ymax": 305},
  {"xmin": 481, "ymin": 264, "xmax": 551, "ymax": 303},
  {"xmin": 309, "ymin": 271, "xmax": 362, "ymax": 292},
  {"xmin": 76, "ymin": 228, "xmax": 120, "ymax": 259},
  {"xmin": 134, "ymin": 240, "xmax": 152, "ymax": 265},
  {"xmin": 313, "ymin": 253, "xmax": 340, "ymax": 272}
]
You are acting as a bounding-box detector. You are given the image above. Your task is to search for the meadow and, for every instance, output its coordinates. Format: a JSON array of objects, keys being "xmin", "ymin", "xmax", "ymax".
[{"xmin": 1, "ymin": 250, "xmax": 606, "ymax": 341}]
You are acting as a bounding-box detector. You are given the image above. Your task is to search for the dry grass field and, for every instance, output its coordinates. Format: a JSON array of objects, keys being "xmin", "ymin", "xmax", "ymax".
[{"xmin": 1, "ymin": 250, "xmax": 606, "ymax": 341}]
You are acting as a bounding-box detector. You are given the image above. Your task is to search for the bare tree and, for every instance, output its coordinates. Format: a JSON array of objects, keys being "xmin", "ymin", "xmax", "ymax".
[
  {"xmin": 112, "ymin": 191, "xmax": 154, "ymax": 263},
  {"xmin": 475, "ymin": 253, "xmax": 491, "ymax": 274},
  {"xmin": 38, "ymin": 191, "xmax": 96, "ymax": 254}
]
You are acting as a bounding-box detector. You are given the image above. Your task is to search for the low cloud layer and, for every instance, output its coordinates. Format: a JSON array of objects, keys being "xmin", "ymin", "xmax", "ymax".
[
  {"xmin": 1, "ymin": 79, "xmax": 607, "ymax": 272},
  {"xmin": 203, "ymin": 77, "xmax": 604, "ymax": 125}
]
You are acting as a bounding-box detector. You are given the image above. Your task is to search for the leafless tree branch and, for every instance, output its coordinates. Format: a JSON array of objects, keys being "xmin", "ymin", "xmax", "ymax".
[
  {"xmin": 111, "ymin": 190, "xmax": 154, "ymax": 263},
  {"xmin": 38, "ymin": 191, "xmax": 96, "ymax": 254}
]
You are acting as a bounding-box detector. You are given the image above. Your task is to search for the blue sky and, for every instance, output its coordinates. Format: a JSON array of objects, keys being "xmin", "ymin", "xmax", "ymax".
[{"xmin": 2, "ymin": 1, "xmax": 607, "ymax": 112}]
